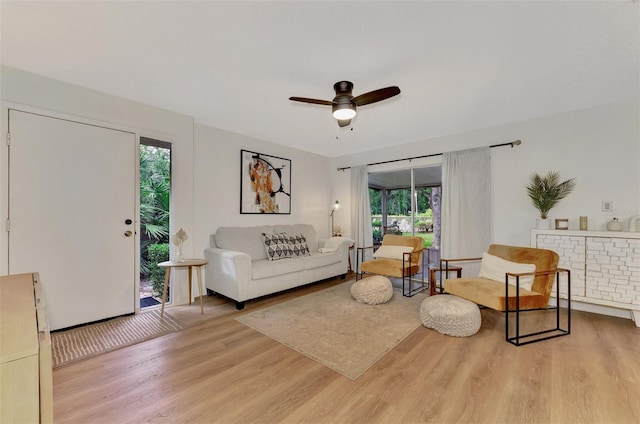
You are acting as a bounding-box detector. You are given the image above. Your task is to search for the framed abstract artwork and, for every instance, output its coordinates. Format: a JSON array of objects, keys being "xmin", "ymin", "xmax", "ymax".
[{"xmin": 240, "ymin": 150, "xmax": 291, "ymax": 214}]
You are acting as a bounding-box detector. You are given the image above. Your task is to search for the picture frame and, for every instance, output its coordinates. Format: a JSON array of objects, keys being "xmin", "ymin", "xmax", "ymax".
[{"xmin": 240, "ymin": 150, "xmax": 291, "ymax": 214}]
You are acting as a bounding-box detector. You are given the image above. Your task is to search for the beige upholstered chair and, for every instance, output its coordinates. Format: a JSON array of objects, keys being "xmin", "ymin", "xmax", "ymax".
[
  {"xmin": 442, "ymin": 244, "xmax": 570, "ymax": 345},
  {"xmin": 356, "ymin": 234, "xmax": 427, "ymax": 296}
]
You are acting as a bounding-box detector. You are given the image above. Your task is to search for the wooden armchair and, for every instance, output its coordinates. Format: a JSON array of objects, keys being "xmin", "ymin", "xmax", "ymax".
[
  {"xmin": 442, "ymin": 244, "xmax": 570, "ymax": 346},
  {"xmin": 356, "ymin": 235, "xmax": 427, "ymax": 297}
]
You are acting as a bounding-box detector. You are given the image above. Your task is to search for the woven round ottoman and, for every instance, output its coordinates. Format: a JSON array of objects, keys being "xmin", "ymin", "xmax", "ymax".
[
  {"xmin": 350, "ymin": 276, "xmax": 394, "ymax": 305},
  {"xmin": 420, "ymin": 295, "xmax": 481, "ymax": 337}
]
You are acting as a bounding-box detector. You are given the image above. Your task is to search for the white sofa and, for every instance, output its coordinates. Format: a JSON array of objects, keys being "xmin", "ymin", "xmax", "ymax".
[{"xmin": 204, "ymin": 224, "xmax": 351, "ymax": 309}]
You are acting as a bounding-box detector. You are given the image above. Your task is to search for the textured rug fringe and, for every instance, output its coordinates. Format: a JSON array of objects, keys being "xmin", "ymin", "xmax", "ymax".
[{"xmin": 51, "ymin": 309, "xmax": 186, "ymax": 368}]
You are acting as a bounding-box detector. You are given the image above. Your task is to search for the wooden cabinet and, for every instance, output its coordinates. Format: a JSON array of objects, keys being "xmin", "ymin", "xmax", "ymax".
[{"xmin": 0, "ymin": 273, "xmax": 53, "ymax": 423}]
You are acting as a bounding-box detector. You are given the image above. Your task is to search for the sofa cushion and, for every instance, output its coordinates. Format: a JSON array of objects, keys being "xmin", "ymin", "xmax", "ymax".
[
  {"xmin": 287, "ymin": 233, "xmax": 311, "ymax": 257},
  {"xmin": 273, "ymin": 224, "xmax": 318, "ymax": 252},
  {"xmin": 303, "ymin": 251, "xmax": 342, "ymax": 270},
  {"xmin": 262, "ymin": 232, "xmax": 291, "ymax": 261},
  {"xmin": 251, "ymin": 258, "xmax": 305, "ymax": 280},
  {"xmin": 215, "ymin": 226, "xmax": 272, "ymax": 260}
]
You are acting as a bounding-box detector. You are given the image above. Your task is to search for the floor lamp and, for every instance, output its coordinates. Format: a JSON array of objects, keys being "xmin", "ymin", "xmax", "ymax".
[{"xmin": 330, "ymin": 200, "xmax": 340, "ymax": 236}]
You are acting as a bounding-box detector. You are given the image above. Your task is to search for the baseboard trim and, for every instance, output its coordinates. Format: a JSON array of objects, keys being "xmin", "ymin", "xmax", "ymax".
[{"xmin": 549, "ymin": 297, "xmax": 638, "ymax": 326}]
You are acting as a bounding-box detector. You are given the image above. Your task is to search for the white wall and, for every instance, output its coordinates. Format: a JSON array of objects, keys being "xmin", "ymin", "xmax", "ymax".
[
  {"xmin": 0, "ymin": 66, "xmax": 335, "ymax": 308},
  {"xmin": 0, "ymin": 66, "xmax": 196, "ymax": 305},
  {"xmin": 3, "ymin": 64, "xmax": 637, "ymax": 309},
  {"xmin": 332, "ymin": 100, "xmax": 640, "ymax": 248},
  {"xmin": 193, "ymin": 123, "xmax": 333, "ymax": 259}
]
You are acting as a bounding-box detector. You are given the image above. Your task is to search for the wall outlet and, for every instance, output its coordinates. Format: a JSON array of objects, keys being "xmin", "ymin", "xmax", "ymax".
[{"xmin": 602, "ymin": 201, "xmax": 613, "ymax": 213}]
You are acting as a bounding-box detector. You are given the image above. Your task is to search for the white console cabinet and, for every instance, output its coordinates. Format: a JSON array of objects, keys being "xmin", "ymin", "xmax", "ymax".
[{"xmin": 531, "ymin": 230, "xmax": 640, "ymax": 326}]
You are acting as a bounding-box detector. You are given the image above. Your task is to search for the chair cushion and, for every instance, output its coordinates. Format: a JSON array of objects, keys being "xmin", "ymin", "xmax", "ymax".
[
  {"xmin": 361, "ymin": 258, "xmax": 420, "ymax": 278},
  {"xmin": 420, "ymin": 295, "xmax": 481, "ymax": 337},
  {"xmin": 479, "ymin": 252, "xmax": 536, "ymax": 291},
  {"xmin": 444, "ymin": 277, "xmax": 547, "ymax": 311},
  {"xmin": 378, "ymin": 235, "xmax": 424, "ymax": 267},
  {"xmin": 373, "ymin": 245, "xmax": 414, "ymax": 260},
  {"xmin": 487, "ymin": 244, "xmax": 558, "ymax": 299},
  {"xmin": 351, "ymin": 276, "xmax": 394, "ymax": 305}
]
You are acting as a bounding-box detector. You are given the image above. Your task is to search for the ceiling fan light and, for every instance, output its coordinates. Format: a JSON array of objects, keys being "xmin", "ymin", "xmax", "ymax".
[{"xmin": 332, "ymin": 103, "xmax": 356, "ymax": 120}]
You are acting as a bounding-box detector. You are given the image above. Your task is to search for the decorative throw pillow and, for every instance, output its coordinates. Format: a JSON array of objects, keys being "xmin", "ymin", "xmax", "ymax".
[
  {"xmin": 262, "ymin": 233, "xmax": 291, "ymax": 261},
  {"xmin": 372, "ymin": 245, "xmax": 414, "ymax": 260},
  {"xmin": 479, "ymin": 252, "xmax": 537, "ymax": 291},
  {"xmin": 288, "ymin": 233, "xmax": 311, "ymax": 257}
]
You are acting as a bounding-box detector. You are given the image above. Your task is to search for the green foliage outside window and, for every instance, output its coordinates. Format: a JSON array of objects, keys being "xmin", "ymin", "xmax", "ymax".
[
  {"xmin": 369, "ymin": 187, "xmax": 434, "ymax": 216},
  {"xmin": 140, "ymin": 145, "xmax": 171, "ymax": 276},
  {"xmin": 147, "ymin": 243, "xmax": 170, "ymax": 299}
]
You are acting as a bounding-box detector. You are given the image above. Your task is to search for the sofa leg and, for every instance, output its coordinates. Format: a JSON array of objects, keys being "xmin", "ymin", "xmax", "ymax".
[
  {"xmin": 235, "ymin": 301, "xmax": 245, "ymax": 310},
  {"xmin": 340, "ymin": 274, "xmax": 346, "ymax": 280}
]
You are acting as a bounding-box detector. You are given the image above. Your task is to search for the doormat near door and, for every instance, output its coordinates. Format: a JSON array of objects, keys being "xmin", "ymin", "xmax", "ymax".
[
  {"xmin": 235, "ymin": 281, "xmax": 427, "ymax": 380},
  {"xmin": 51, "ymin": 309, "xmax": 185, "ymax": 368},
  {"xmin": 140, "ymin": 296, "xmax": 161, "ymax": 308}
]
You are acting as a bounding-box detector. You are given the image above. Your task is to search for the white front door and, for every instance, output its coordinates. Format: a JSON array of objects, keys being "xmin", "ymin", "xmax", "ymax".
[{"xmin": 8, "ymin": 109, "xmax": 136, "ymax": 330}]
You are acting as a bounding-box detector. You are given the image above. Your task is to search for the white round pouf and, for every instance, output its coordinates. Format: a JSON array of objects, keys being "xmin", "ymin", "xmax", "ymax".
[
  {"xmin": 420, "ymin": 295, "xmax": 481, "ymax": 337},
  {"xmin": 351, "ymin": 276, "xmax": 394, "ymax": 305}
]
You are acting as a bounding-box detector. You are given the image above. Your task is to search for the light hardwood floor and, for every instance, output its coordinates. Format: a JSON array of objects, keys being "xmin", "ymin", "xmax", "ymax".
[{"xmin": 53, "ymin": 275, "xmax": 639, "ymax": 424}]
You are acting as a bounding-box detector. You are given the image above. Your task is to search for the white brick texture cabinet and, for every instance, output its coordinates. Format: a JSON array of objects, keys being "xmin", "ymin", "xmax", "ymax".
[{"xmin": 532, "ymin": 230, "xmax": 640, "ymax": 327}]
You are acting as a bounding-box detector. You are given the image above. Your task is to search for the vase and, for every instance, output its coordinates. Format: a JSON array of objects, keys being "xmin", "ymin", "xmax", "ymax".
[
  {"xmin": 607, "ymin": 219, "xmax": 623, "ymax": 231},
  {"xmin": 536, "ymin": 218, "xmax": 552, "ymax": 230},
  {"xmin": 176, "ymin": 245, "xmax": 185, "ymax": 262},
  {"xmin": 629, "ymin": 216, "xmax": 640, "ymax": 232},
  {"xmin": 579, "ymin": 216, "xmax": 588, "ymax": 230}
]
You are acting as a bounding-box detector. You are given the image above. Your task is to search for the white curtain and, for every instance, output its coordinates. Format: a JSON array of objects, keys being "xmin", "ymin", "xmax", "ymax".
[
  {"xmin": 350, "ymin": 165, "xmax": 374, "ymax": 271},
  {"xmin": 441, "ymin": 147, "xmax": 491, "ymax": 259}
]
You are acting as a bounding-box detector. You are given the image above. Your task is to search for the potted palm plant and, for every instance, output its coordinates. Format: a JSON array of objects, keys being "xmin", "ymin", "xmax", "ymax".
[{"xmin": 526, "ymin": 171, "xmax": 576, "ymax": 229}]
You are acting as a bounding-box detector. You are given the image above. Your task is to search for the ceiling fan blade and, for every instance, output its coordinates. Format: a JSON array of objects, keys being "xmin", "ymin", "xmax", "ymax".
[
  {"xmin": 337, "ymin": 119, "xmax": 351, "ymax": 127},
  {"xmin": 352, "ymin": 86, "xmax": 401, "ymax": 106},
  {"xmin": 289, "ymin": 96, "xmax": 333, "ymax": 106}
]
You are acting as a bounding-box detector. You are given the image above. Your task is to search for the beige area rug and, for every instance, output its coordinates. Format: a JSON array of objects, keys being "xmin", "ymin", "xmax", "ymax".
[
  {"xmin": 235, "ymin": 281, "xmax": 427, "ymax": 380},
  {"xmin": 51, "ymin": 309, "xmax": 185, "ymax": 368}
]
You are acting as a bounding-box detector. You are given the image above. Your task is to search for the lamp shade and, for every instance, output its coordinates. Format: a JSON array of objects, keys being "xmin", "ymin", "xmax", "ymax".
[
  {"xmin": 332, "ymin": 99, "xmax": 356, "ymax": 120},
  {"xmin": 330, "ymin": 200, "xmax": 340, "ymax": 216}
]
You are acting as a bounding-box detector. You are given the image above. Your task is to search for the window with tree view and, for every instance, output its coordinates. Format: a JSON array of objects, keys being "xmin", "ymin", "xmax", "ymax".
[
  {"xmin": 368, "ymin": 166, "xmax": 441, "ymax": 250},
  {"xmin": 139, "ymin": 138, "xmax": 171, "ymax": 308}
]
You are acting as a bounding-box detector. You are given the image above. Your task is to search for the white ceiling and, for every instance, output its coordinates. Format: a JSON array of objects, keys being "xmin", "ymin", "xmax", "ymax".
[{"xmin": 1, "ymin": 1, "xmax": 638, "ymax": 158}]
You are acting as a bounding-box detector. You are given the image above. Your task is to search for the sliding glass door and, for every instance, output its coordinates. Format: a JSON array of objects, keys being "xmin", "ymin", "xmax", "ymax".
[{"xmin": 368, "ymin": 165, "xmax": 441, "ymax": 250}]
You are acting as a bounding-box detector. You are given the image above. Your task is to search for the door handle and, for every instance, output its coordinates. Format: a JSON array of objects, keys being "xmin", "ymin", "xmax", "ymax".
[{"xmin": 124, "ymin": 231, "xmax": 133, "ymax": 237}]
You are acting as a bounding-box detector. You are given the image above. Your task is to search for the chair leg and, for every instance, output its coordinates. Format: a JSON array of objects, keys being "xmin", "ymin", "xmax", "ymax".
[
  {"xmin": 506, "ymin": 270, "xmax": 571, "ymax": 346},
  {"xmin": 402, "ymin": 258, "xmax": 427, "ymax": 297}
]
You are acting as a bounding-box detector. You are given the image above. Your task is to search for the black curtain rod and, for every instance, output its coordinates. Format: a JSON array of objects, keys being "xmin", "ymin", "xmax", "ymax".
[{"xmin": 336, "ymin": 139, "xmax": 522, "ymax": 171}]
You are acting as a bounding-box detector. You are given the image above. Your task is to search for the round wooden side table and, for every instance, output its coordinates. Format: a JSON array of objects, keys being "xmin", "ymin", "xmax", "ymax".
[{"xmin": 157, "ymin": 259, "xmax": 208, "ymax": 317}]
